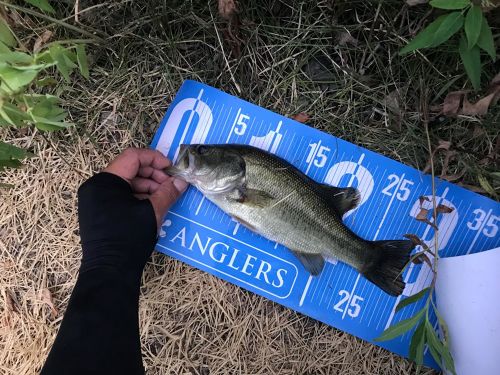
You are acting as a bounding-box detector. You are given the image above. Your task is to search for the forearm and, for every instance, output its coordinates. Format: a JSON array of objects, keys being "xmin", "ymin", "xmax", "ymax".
[
  {"xmin": 41, "ymin": 173, "xmax": 157, "ymax": 375},
  {"xmin": 40, "ymin": 266, "xmax": 144, "ymax": 375}
]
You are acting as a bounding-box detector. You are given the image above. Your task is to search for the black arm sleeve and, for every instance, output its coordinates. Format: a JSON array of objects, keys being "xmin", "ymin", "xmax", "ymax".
[{"xmin": 41, "ymin": 172, "xmax": 158, "ymax": 375}]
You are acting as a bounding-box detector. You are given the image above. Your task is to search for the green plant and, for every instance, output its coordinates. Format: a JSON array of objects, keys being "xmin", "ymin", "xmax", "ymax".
[
  {"xmin": 0, "ymin": 0, "xmax": 88, "ymax": 174},
  {"xmin": 400, "ymin": 0, "xmax": 496, "ymax": 90},
  {"xmin": 375, "ymin": 107, "xmax": 456, "ymax": 374}
]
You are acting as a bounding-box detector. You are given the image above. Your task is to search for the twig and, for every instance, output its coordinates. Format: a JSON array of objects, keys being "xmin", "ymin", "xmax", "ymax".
[
  {"xmin": 421, "ymin": 85, "xmax": 439, "ymax": 291},
  {"xmin": 74, "ymin": 0, "xmax": 79, "ymax": 23}
]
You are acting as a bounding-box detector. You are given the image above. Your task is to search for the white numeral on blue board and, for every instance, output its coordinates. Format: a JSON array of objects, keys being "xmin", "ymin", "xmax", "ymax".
[
  {"xmin": 381, "ymin": 174, "xmax": 414, "ymax": 202},
  {"xmin": 333, "ymin": 290, "xmax": 364, "ymax": 318},
  {"xmin": 307, "ymin": 142, "xmax": 330, "ymax": 168},
  {"xmin": 467, "ymin": 209, "xmax": 498, "ymax": 238},
  {"xmin": 235, "ymin": 112, "xmax": 249, "ymax": 135}
]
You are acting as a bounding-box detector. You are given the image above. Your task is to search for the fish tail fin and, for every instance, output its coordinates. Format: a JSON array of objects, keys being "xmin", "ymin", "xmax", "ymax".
[{"xmin": 361, "ymin": 240, "xmax": 415, "ymax": 296}]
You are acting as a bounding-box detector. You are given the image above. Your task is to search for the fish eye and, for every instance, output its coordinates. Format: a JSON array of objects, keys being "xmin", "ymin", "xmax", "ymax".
[{"xmin": 197, "ymin": 145, "xmax": 209, "ymax": 155}]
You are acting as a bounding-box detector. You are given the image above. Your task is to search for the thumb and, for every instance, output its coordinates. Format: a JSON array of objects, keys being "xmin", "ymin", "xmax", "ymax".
[{"xmin": 149, "ymin": 177, "xmax": 189, "ymax": 227}]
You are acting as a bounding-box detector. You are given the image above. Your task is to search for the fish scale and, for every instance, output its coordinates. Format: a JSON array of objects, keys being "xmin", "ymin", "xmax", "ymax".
[{"xmin": 230, "ymin": 147, "xmax": 368, "ymax": 270}]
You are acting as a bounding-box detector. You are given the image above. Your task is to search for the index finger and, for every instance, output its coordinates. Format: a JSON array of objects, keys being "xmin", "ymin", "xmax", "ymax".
[{"xmin": 104, "ymin": 148, "xmax": 171, "ymax": 182}]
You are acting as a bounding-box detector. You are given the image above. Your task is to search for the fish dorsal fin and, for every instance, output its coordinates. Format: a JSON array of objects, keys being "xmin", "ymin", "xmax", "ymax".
[
  {"xmin": 291, "ymin": 251, "xmax": 325, "ymax": 276},
  {"xmin": 317, "ymin": 184, "xmax": 360, "ymax": 216}
]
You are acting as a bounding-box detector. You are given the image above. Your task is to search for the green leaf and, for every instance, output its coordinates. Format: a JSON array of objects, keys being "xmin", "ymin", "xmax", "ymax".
[
  {"xmin": 0, "ymin": 141, "xmax": 31, "ymax": 171},
  {"xmin": 430, "ymin": 0, "xmax": 470, "ymax": 9},
  {"xmin": 0, "ymin": 141, "xmax": 29, "ymax": 159},
  {"xmin": 49, "ymin": 45, "xmax": 71, "ymax": 82},
  {"xmin": 12, "ymin": 62, "xmax": 54, "ymax": 71},
  {"xmin": 442, "ymin": 349, "xmax": 456, "ymax": 375},
  {"xmin": 0, "ymin": 63, "xmax": 39, "ymax": 93},
  {"xmin": 465, "ymin": 5, "xmax": 483, "ymax": 49},
  {"xmin": 62, "ymin": 53, "xmax": 77, "ymax": 71},
  {"xmin": 478, "ymin": 174, "xmax": 497, "ymax": 197},
  {"xmin": 399, "ymin": 12, "xmax": 464, "ymax": 55},
  {"xmin": 375, "ymin": 309, "xmax": 425, "ymax": 342},
  {"xmin": 425, "ymin": 320, "xmax": 444, "ymax": 367},
  {"xmin": 22, "ymin": 94, "xmax": 71, "ymax": 131},
  {"xmin": 33, "ymin": 121, "xmax": 72, "ymax": 131},
  {"xmin": 0, "ymin": 17, "xmax": 15, "ymax": 47},
  {"xmin": 430, "ymin": 12, "xmax": 464, "ymax": 47},
  {"xmin": 34, "ymin": 49, "xmax": 54, "ymax": 64},
  {"xmin": 0, "ymin": 158, "xmax": 22, "ymax": 170},
  {"xmin": 0, "ymin": 41, "xmax": 11, "ymax": 53},
  {"xmin": 459, "ymin": 34, "xmax": 481, "ymax": 90},
  {"xmin": 434, "ymin": 307, "xmax": 457, "ymax": 374},
  {"xmin": 63, "ymin": 50, "xmax": 78, "ymax": 64},
  {"xmin": 75, "ymin": 44, "xmax": 89, "ymax": 79},
  {"xmin": 400, "ymin": 15, "xmax": 447, "ymax": 55},
  {"xmin": 396, "ymin": 287, "xmax": 430, "ymax": 312},
  {"xmin": 30, "ymin": 113, "xmax": 73, "ymax": 131},
  {"xmin": 35, "ymin": 77, "xmax": 57, "ymax": 87},
  {"xmin": 0, "ymin": 106, "xmax": 15, "ymax": 126},
  {"xmin": 0, "ymin": 102, "xmax": 29, "ymax": 127},
  {"xmin": 477, "ymin": 17, "xmax": 496, "ymax": 61},
  {"xmin": 31, "ymin": 96, "xmax": 66, "ymax": 121},
  {"xmin": 23, "ymin": 0, "xmax": 55, "ymax": 13},
  {"xmin": 408, "ymin": 321, "xmax": 426, "ymax": 365},
  {"xmin": 0, "ymin": 51, "xmax": 33, "ymax": 64}
]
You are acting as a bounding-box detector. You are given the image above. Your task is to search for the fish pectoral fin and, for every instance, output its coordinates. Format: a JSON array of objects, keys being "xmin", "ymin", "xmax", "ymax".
[
  {"xmin": 239, "ymin": 188, "xmax": 274, "ymax": 208},
  {"xmin": 231, "ymin": 214, "xmax": 257, "ymax": 231},
  {"xmin": 317, "ymin": 184, "xmax": 360, "ymax": 217},
  {"xmin": 227, "ymin": 188, "xmax": 246, "ymax": 202},
  {"xmin": 226, "ymin": 187, "xmax": 273, "ymax": 207},
  {"xmin": 291, "ymin": 251, "xmax": 325, "ymax": 276}
]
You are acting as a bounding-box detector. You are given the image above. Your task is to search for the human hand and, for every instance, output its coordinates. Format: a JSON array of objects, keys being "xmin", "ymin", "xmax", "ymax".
[
  {"xmin": 77, "ymin": 148, "xmax": 188, "ymax": 282},
  {"xmin": 103, "ymin": 148, "xmax": 188, "ymax": 227}
]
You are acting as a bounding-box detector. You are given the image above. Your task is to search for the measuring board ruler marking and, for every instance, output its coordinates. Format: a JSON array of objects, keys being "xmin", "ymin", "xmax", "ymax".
[{"xmin": 151, "ymin": 80, "xmax": 500, "ymax": 367}]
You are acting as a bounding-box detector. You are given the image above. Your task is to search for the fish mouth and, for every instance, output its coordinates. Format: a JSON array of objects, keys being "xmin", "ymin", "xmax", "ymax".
[
  {"xmin": 165, "ymin": 144, "xmax": 191, "ymax": 177},
  {"xmin": 177, "ymin": 144, "xmax": 189, "ymax": 167}
]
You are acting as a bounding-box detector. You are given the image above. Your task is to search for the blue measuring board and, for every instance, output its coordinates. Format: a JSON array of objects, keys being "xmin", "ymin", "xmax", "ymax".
[{"xmin": 150, "ymin": 80, "xmax": 500, "ymax": 367}]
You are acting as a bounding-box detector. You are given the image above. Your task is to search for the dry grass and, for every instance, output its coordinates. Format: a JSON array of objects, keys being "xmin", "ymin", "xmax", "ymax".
[{"xmin": 2, "ymin": 0, "xmax": 499, "ymax": 374}]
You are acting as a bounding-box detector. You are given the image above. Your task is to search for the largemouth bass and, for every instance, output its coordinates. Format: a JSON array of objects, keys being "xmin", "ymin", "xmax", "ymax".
[{"xmin": 166, "ymin": 144, "xmax": 415, "ymax": 296}]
